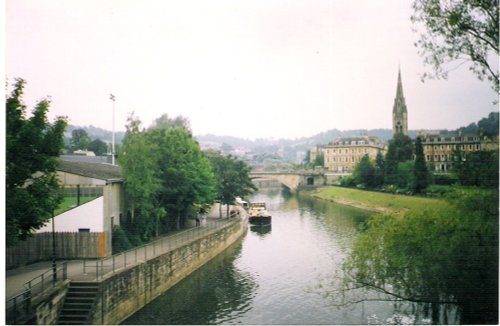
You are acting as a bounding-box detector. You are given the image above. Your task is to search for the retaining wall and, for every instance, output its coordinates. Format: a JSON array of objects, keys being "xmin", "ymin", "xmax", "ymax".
[{"xmin": 90, "ymin": 217, "xmax": 248, "ymax": 325}]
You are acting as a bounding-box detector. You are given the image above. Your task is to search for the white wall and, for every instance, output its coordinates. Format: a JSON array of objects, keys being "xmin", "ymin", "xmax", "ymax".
[{"xmin": 37, "ymin": 197, "xmax": 104, "ymax": 233}]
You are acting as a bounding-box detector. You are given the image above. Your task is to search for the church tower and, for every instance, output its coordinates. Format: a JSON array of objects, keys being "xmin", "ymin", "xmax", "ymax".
[{"xmin": 392, "ymin": 67, "xmax": 408, "ymax": 136}]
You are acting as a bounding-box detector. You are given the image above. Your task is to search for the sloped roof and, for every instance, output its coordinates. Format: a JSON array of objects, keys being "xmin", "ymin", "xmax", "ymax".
[{"xmin": 58, "ymin": 160, "xmax": 122, "ymax": 181}]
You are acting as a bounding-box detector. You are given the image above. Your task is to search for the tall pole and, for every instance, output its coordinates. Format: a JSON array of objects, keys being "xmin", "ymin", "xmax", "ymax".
[
  {"xmin": 110, "ymin": 94, "xmax": 116, "ymax": 165},
  {"xmin": 52, "ymin": 210, "xmax": 57, "ymax": 283}
]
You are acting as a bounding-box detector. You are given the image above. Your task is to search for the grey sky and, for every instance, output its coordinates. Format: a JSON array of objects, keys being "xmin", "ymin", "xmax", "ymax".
[{"xmin": 6, "ymin": 0, "xmax": 498, "ymax": 140}]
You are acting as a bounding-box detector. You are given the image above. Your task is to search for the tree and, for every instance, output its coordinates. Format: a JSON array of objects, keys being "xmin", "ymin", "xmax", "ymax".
[
  {"xmin": 120, "ymin": 113, "xmax": 216, "ymax": 236},
  {"xmin": 384, "ymin": 134, "xmax": 413, "ymax": 185},
  {"xmin": 411, "ymin": 0, "xmax": 499, "ymax": 93},
  {"xmin": 352, "ymin": 155, "xmax": 376, "ymax": 188},
  {"xmin": 205, "ymin": 150, "xmax": 257, "ymax": 217},
  {"xmin": 478, "ymin": 111, "xmax": 499, "ymax": 136},
  {"xmin": 314, "ymin": 152, "xmax": 325, "ymax": 168},
  {"xmin": 6, "ymin": 78, "xmax": 67, "ymax": 245},
  {"xmin": 373, "ymin": 151, "xmax": 385, "ymax": 187},
  {"xmin": 151, "ymin": 127, "xmax": 216, "ymax": 230},
  {"xmin": 87, "ymin": 138, "xmax": 108, "ymax": 156},
  {"xmin": 413, "ymin": 137, "xmax": 430, "ymax": 193},
  {"xmin": 342, "ymin": 189, "xmax": 498, "ymax": 324},
  {"xmin": 70, "ymin": 128, "xmax": 91, "ymax": 151},
  {"xmin": 452, "ymin": 149, "xmax": 499, "ymax": 188}
]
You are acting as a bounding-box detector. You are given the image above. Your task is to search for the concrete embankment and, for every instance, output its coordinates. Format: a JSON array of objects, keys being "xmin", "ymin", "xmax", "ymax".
[{"xmin": 90, "ymin": 213, "xmax": 248, "ymax": 324}]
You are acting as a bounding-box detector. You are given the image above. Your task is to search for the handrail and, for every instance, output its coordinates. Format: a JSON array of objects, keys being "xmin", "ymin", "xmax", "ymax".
[
  {"xmin": 83, "ymin": 217, "xmax": 240, "ymax": 280},
  {"xmin": 6, "ymin": 262, "xmax": 67, "ymax": 324}
]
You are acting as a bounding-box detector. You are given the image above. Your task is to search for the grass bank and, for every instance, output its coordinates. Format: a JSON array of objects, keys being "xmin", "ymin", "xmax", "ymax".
[{"xmin": 312, "ymin": 186, "xmax": 450, "ymax": 215}]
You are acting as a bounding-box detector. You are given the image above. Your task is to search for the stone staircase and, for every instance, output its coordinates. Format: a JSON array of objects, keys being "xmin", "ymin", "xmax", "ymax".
[{"xmin": 57, "ymin": 282, "xmax": 99, "ymax": 325}]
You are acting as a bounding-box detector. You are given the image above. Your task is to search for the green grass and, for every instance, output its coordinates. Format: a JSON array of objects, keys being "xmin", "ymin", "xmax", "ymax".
[
  {"xmin": 313, "ymin": 186, "xmax": 450, "ymax": 215},
  {"xmin": 55, "ymin": 196, "xmax": 99, "ymax": 215}
]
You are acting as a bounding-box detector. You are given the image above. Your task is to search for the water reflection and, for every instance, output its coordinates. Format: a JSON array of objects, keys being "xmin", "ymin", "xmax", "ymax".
[
  {"xmin": 124, "ymin": 188, "xmax": 445, "ymax": 325},
  {"xmin": 123, "ymin": 237, "xmax": 258, "ymax": 325},
  {"xmin": 250, "ymin": 224, "xmax": 272, "ymax": 238}
]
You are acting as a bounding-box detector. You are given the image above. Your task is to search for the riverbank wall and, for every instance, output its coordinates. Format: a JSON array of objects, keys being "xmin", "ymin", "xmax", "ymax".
[{"xmin": 90, "ymin": 215, "xmax": 248, "ymax": 325}]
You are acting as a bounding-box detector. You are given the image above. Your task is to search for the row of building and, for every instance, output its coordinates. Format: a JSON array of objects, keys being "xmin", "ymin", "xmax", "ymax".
[{"xmin": 310, "ymin": 68, "xmax": 498, "ymax": 175}]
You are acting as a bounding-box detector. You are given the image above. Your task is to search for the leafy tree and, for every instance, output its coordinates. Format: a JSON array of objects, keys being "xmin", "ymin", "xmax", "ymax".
[
  {"xmin": 478, "ymin": 111, "xmax": 499, "ymax": 136},
  {"xmin": 452, "ymin": 149, "xmax": 499, "ymax": 188},
  {"xmin": 119, "ymin": 115, "xmax": 161, "ymax": 239},
  {"xmin": 373, "ymin": 151, "xmax": 385, "ymax": 187},
  {"xmin": 70, "ymin": 128, "xmax": 91, "ymax": 151},
  {"xmin": 148, "ymin": 113, "xmax": 191, "ymax": 135},
  {"xmin": 384, "ymin": 134, "xmax": 413, "ymax": 185},
  {"xmin": 413, "ymin": 137, "xmax": 430, "ymax": 193},
  {"xmin": 151, "ymin": 127, "xmax": 216, "ymax": 230},
  {"xmin": 205, "ymin": 150, "xmax": 257, "ymax": 217},
  {"xmin": 411, "ymin": 0, "xmax": 499, "ymax": 93},
  {"xmin": 314, "ymin": 152, "xmax": 325, "ymax": 167},
  {"xmin": 343, "ymin": 189, "xmax": 498, "ymax": 324},
  {"xmin": 87, "ymin": 138, "xmax": 108, "ymax": 156},
  {"xmin": 6, "ymin": 78, "xmax": 67, "ymax": 245},
  {"xmin": 352, "ymin": 155, "xmax": 376, "ymax": 188}
]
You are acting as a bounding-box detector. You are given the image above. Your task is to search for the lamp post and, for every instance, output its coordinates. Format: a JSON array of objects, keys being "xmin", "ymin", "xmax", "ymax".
[
  {"xmin": 51, "ymin": 209, "xmax": 57, "ymax": 283},
  {"xmin": 110, "ymin": 94, "xmax": 116, "ymax": 165}
]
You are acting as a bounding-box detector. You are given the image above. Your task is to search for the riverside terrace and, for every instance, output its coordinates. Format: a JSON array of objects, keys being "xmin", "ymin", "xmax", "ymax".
[{"xmin": 6, "ymin": 208, "xmax": 248, "ymax": 325}]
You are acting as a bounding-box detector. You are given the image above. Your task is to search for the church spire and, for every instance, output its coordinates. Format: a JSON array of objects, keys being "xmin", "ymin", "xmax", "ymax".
[{"xmin": 392, "ymin": 67, "xmax": 408, "ymax": 136}]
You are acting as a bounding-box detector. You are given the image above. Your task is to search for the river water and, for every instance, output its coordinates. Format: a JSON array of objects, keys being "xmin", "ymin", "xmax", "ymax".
[{"xmin": 124, "ymin": 188, "xmax": 429, "ymax": 325}]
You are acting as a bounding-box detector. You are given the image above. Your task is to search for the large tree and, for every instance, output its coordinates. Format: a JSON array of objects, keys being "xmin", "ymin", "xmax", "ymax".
[
  {"xmin": 352, "ymin": 154, "xmax": 376, "ymax": 188},
  {"xmin": 413, "ymin": 137, "xmax": 430, "ymax": 193},
  {"xmin": 342, "ymin": 189, "xmax": 498, "ymax": 324},
  {"xmin": 412, "ymin": 0, "xmax": 499, "ymax": 93},
  {"xmin": 120, "ymin": 114, "xmax": 216, "ymax": 235},
  {"xmin": 70, "ymin": 128, "xmax": 91, "ymax": 151},
  {"xmin": 6, "ymin": 78, "xmax": 67, "ymax": 245},
  {"xmin": 384, "ymin": 134, "xmax": 414, "ymax": 185},
  {"xmin": 87, "ymin": 138, "xmax": 108, "ymax": 156},
  {"xmin": 205, "ymin": 150, "xmax": 257, "ymax": 217}
]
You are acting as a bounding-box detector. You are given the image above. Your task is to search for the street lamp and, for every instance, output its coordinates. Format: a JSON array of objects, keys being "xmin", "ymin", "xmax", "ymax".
[{"xmin": 110, "ymin": 94, "xmax": 116, "ymax": 165}]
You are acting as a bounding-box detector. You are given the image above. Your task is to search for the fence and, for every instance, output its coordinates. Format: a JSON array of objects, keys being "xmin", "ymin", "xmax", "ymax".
[
  {"xmin": 62, "ymin": 185, "xmax": 103, "ymax": 198},
  {"xmin": 6, "ymin": 262, "xmax": 67, "ymax": 324},
  {"xmin": 7, "ymin": 232, "xmax": 104, "ymax": 269},
  {"xmin": 83, "ymin": 217, "xmax": 238, "ymax": 280}
]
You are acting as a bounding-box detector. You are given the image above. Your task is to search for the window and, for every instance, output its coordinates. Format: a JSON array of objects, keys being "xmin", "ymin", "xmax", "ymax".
[
  {"xmin": 468, "ymin": 144, "xmax": 473, "ymax": 150},
  {"xmin": 426, "ymin": 155, "xmax": 430, "ymax": 161},
  {"xmin": 476, "ymin": 144, "xmax": 480, "ymax": 150},
  {"xmin": 441, "ymin": 155, "xmax": 446, "ymax": 161},
  {"xmin": 78, "ymin": 228, "xmax": 90, "ymax": 233},
  {"xmin": 434, "ymin": 155, "xmax": 438, "ymax": 161},
  {"xmin": 434, "ymin": 145, "xmax": 438, "ymax": 150},
  {"xmin": 351, "ymin": 156, "xmax": 355, "ymax": 163},
  {"xmin": 364, "ymin": 149, "xmax": 368, "ymax": 154}
]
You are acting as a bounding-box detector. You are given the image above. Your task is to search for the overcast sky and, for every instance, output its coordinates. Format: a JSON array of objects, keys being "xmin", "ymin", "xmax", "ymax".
[{"xmin": 6, "ymin": 0, "xmax": 499, "ymax": 140}]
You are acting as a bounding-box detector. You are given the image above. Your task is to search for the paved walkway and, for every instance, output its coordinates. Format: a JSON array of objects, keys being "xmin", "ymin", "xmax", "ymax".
[{"xmin": 6, "ymin": 205, "xmax": 245, "ymax": 301}]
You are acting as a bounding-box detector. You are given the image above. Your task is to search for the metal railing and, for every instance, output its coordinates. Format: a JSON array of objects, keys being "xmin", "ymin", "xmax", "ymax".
[
  {"xmin": 6, "ymin": 262, "xmax": 68, "ymax": 324},
  {"xmin": 83, "ymin": 217, "xmax": 239, "ymax": 280}
]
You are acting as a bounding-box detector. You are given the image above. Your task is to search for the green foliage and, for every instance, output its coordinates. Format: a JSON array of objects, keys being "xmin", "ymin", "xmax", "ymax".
[
  {"xmin": 413, "ymin": 137, "xmax": 430, "ymax": 192},
  {"xmin": 314, "ymin": 152, "xmax": 325, "ymax": 167},
  {"xmin": 70, "ymin": 128, "xmax": 91, "ymax": 151},
  {"xmin": 411, "ymin": 0, "xmax": 499, "ymax": 93},
  {"xmin": 352, "ymin": 155, "xmax": 376, "ymax": 188},
  {"xmin": 205, "ymin": 150, "xmax": 257, "ymax": 217},
  {"xmin": 373, "ymin": 151, "xmax": 385, "ymax": 187},
  {"xmin": 343, "ymin": 189, "xmax": 499, "ymax": 324},
  {"xmin": 452, "ymin": 149, "xmax": 499, "ymax": 188},
  {"xmin": 87, "ymin": 138, "xmax": 108, "ymax": 156},
  {"xmin": 384, "ymin": 134, "xmax": 413, "ymax": 185},
  {"xmin": 112, "ymin": 225, "xmax": 134, "ymax": 254},
  {"xmin": 120, "ymin": 113, "xmax": 216, "ymax": 237},
  {"xmin": 478, "ymin": 111, "xmax": 499, "ymax": 136},
  {"xmin": 339, "ymin": 175, "xmax": 356, "ymax": 187},
  {"xmin": 6, "ymin": 78, "xmax": 67, "ymax": 246}
]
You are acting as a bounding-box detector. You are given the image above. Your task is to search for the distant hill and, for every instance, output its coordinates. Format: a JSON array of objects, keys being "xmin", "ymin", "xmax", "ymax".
[{"xmin": 66, "ymin": 125, "xmax": 126, "ymax": 144}]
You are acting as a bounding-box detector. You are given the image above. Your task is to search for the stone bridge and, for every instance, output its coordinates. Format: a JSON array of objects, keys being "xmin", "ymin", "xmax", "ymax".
[{"xmin": 250, "ymin": 171, "xmax": 326, "ymax": 191}]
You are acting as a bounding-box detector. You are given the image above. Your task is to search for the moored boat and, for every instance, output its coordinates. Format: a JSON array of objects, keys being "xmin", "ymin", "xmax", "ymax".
[{"xmin": 248, "ymin": 202, "xmax": 272, "ymax": 225}]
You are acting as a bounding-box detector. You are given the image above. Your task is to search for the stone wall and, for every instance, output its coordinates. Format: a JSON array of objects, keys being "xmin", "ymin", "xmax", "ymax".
[
  {"xmin": 90, "ymin": 217, "xmax": 248, "ymax": 325},
  {"xmin": 29, "ymin": 280, "xmax": 70, "ymax": 325}
]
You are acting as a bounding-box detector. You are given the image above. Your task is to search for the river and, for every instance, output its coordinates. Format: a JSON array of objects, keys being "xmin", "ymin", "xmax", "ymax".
[{"xmin": 123, "ymin": 188, "xmax": 432, "ymax": 325}]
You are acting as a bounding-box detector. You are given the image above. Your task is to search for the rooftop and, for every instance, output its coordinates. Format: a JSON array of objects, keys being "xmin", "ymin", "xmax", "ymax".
[{"xmin": 58, "ymin": 160, "xmax": 122, "ymax": 181}]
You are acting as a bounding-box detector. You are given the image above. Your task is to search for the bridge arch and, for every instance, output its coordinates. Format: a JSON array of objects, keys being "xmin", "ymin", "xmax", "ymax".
[{"xmin": 250, "ymin": 172, "xmax": 326, "ymax": 191}]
